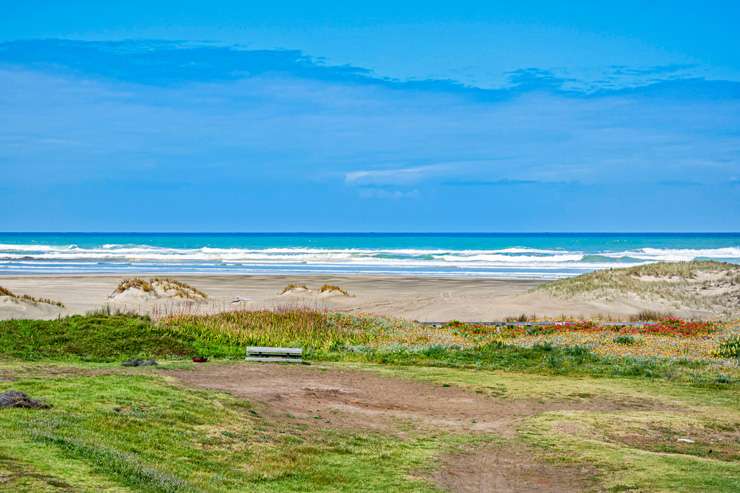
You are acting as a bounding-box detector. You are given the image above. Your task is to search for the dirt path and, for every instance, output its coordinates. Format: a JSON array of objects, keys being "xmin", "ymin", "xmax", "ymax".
[{"xmin": 171, "ymin": 362, "xmax": 667, "ymax": 492}]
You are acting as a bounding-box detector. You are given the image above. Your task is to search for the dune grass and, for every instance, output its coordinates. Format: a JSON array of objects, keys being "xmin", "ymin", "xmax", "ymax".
[
  {"xmin": 538, "ymin": 261, "xmax": 740, "ymax": 316},
  {"xmin": 630, "ymin": 309, "xmax": 675, "ymax": 321},
  {"xmin": 112, "ymin": 278, "xmax": 207, "ymax": 300},
  {"xmin": 279, "ymin": 283, "xmax": 309, "ymax": 294},
  {"xmin": 319, "ymin": 284, "xmax": 351, "ymax": 296},
  {"xmin": 0, "ymin": 285, "xmax": 64, "ymax": 308}
]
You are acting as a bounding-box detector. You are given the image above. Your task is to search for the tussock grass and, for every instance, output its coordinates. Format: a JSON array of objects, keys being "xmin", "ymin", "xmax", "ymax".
[
  {"xmin": 504, "ymin": 313, "xmax": 537, "ymax": 322},
  {"xmin": 319, "ymin": 284, "xmax": 351, "ymax": 296},
  {"xmin": 113, "ymin": 278, "xmax": 154, "ymax": 294},
  {"xmin": 162, "ymin": 309, "xmax": 382, "ymax": 352},
  {"xmin": 112, "ymin": 278, "xmax": 207, "ymax": 300},
  {"xmin": 630, "ymin": 309, "xmax": 674, "ymax": 321},
  {"xmin": 0, "ymin": 285, "xmax": 64, "ymax": 307},
  {"xmin": 280, "ymin": 283, "xmax": 310, "ymax": 294}
]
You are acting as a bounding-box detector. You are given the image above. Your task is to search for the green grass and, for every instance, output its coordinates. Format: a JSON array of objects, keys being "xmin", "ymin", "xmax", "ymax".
[
  {"xmin": 328, "ymin": 341, "xmax": 739, "ymax": 386},
  {"xmin": 520, "ymin": 411, "xmax": 740, "ymax": 492},
  {"xmin": 1, "ymin": 314, "xmax": 737, "ymax": 387},
  {"xmin": 715, "ymin": 335, "xmax": 740, "ymax": 359},
  {"xmin": 0, "ymin": 372, "xmax": 467, "ymax": 492},
  {"xmin": 1, "ymin": 310, "xmax": 739, "ymax": 491},
  {"xmin": 0, "ymin": 315, "xmax": 211, "ymax": 361}
]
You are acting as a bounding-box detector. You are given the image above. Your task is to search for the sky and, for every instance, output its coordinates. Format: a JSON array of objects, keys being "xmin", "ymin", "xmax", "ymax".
[{"xmin": 1, "ymin": 1, "xmax": 739, "ymax": 232}]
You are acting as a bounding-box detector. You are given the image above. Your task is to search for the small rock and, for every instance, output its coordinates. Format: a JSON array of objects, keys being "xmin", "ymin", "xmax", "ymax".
[
  {"xmin": 677, "ymin": 438, "xmax": 695, "ymax": 443},
  {"xmin": 0, "ymin": 390, "xmax": 51, "ymax": 409},
  {"xmin": 122, "ymin": 359, "xmax": 158, "ymax": 367}
]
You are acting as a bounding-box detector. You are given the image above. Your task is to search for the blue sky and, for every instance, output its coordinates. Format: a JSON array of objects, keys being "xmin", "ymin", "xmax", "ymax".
[{"xmin": 1, "ymin": 1, "xmax": 739, "ymax": 231}]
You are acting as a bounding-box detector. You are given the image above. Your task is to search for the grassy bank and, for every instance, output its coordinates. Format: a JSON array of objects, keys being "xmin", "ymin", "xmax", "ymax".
[
  {"xmin": 1, "ymin": 312, "xmax": 737, "ymax": 385},
  {"xmin": 0, "ymin": 311, "xmax": 739, "ymax": 491}
]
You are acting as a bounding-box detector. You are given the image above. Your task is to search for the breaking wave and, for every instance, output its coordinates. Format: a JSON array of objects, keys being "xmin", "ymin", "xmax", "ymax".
[{"xmin": 1, "ymin": 242, "xmax": 738, "ymax": 278}]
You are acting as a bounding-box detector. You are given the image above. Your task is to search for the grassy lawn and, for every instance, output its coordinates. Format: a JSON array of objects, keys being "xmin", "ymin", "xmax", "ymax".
[
  {"xmin": 1, "ymin": 312, "xmax": 738, "ymax": 492},
  {"xmin": 1, "ymin": 367, "xmax": 477, "ymax": 492}
]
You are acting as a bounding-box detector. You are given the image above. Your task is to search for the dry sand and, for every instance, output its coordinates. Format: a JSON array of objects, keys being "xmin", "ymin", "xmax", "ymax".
[{"xmin": 0, "ymin": 273, "xmax": 726, "ymax": 321}]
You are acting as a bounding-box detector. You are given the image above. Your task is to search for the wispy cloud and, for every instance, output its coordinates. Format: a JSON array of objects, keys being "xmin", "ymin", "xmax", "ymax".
[{"xmin": 345, "ymin": 164, "xmax": 453, "ymax": 185}]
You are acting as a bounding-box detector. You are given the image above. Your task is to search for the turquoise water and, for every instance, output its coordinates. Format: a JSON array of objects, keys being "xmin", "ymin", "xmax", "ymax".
[{"xmin": 1, "ymin": 233, "xmax": 738, "ymax": 278}]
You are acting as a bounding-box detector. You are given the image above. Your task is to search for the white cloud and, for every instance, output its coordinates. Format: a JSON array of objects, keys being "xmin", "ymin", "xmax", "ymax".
[{"xmin": 345, "ymin": 164, "xmax": 452, "ymax": 185}]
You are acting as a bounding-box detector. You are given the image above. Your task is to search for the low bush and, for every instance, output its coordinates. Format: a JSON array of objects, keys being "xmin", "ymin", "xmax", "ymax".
[
  {"xmin": 614, "ymin": 335, "xmax": 636, "ymax": 345},
  {"xmin": 714, "ymin": 336, "xmax": 740, "ymax": 359}
]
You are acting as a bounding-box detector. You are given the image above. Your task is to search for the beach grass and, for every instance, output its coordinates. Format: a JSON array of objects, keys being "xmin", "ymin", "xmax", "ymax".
[
  {"xmin": 319, "ymin": 284, "xmax": 351, "ymax": 296},
  {"xmin": 279, "ymin": 283, "xmax": 310, "ymax": 294},
  {"xmin": 0, "ymin": 285, "xmax": 65, "ymax": 308},
  {"xmin": 537, "ymin": 261, "xmax": 740, "ymax": 317},
  {"xmin": 112, "ymin": 278, "xmax": 208, "ymax": 300}
]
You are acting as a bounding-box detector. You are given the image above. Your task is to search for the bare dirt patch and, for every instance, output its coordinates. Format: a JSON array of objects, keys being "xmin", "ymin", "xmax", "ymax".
[
  {"xmin": 433, "ymin": 442, "xmax": 596, "ymax": 493},
  {"xmin": 172, "ymin": 363, "xmax": 520, "ymax": 434},
  {"xmin": 171, "ymin": 363, "xmax": 673, "ymax": 435}
]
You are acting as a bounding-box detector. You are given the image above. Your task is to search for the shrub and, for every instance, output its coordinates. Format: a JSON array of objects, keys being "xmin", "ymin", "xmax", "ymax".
[
  {"xmin": 714, "ymin": 336, "xmax": 740, "ymax": 359},
  {"xmin": 614, "ymin": 335, "xmax": 636, "ymax": 345}
]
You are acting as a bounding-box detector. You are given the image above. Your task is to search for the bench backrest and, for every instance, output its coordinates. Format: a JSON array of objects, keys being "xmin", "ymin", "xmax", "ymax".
[{"xmin": 246, "ymin": 346, "xmax": 303, "ymax": 362}]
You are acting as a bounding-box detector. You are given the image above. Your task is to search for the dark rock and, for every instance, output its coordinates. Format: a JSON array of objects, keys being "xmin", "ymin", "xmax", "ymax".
[
  {"xmin": 0, "ymin": 390, "xmax": 51, "ymax": 409},
  {"xmin": 122, "ymin": 359, "xmax": 158, "ymax": 367}
]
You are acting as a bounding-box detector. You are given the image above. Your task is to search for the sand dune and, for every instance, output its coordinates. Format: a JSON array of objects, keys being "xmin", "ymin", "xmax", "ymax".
[{"xmin": 0, "ymin": 286, "xmax": 65, "ymax": 320}]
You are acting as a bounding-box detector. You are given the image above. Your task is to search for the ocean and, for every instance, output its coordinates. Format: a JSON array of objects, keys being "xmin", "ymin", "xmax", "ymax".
[{"xmin": 0, "ymin": 233, "xmax": 738, "ymax": 279}]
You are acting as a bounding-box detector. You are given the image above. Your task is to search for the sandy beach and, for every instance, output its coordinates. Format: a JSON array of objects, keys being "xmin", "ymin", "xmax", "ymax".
[{"xmin": 0, "ymin": 273, "xmax": 727, "ymax": 321}]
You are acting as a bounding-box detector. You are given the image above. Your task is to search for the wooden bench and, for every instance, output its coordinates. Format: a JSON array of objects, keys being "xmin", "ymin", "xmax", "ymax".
[{"xmin": 246, "ymin": 346, "xmax": 303, "ymax": 363}]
